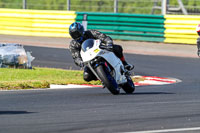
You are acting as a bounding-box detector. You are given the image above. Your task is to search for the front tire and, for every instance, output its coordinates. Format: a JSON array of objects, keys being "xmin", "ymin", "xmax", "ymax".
[
  {"xmin": 122, "ymin": 76, "xmax": 135, "ymax": 94},
  {"xmin": 95, "ymin": 65, "xmax": 120, "ymax": 95}
]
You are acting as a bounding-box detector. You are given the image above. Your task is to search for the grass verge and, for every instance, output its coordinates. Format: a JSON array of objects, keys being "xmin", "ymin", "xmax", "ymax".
[{"xmin": 0, "ymin": 67, "xmax": 144, "ymax": 90}]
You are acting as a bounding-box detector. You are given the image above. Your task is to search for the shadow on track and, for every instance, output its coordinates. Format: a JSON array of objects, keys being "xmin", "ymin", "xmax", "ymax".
[
  {"xmin": 0, "ymin": 111, "xmax": 36, "ymax": 115},
  {"xmin": 120, "ymin": 92, "xmax": 175, "ymax": 95},
  {"xmin": 85, "ymin": 91, "xmax": 175, "ymax": 96}
]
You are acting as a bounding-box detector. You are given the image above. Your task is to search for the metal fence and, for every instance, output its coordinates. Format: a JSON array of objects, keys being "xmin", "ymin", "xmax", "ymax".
[{"xmin": 0, "ymin": 0, "xmax": 200, "ymax": 15}]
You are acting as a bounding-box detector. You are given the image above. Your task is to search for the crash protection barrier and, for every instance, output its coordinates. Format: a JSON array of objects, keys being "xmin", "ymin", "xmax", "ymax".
[
  {"xmin": 164, "ymin": 15, "xmax": 200, "ymax": 44},
  {"xmin": 0, "ymin": 8, "xmax": 76, "ymax": 37},
  {"xmin": 0, "ymin": 8, "xmax": 199, "ymax": 44},
  {"xmin": 76, "ymin": 12, "xmax": 165, "ymax": 42}
]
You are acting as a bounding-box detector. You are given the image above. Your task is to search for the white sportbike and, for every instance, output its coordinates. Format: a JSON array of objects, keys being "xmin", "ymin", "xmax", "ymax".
[{"xmin": 80, "ymin": 39, "xmax": 135, "ymax": 95}]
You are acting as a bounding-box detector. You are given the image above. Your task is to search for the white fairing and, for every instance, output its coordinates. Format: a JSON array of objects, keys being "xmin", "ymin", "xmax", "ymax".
[
  {"xmin": 81, "ymin": 40, "xmax": 101, "ymax": 62},
  {"xmin": 80, "ymin": 39, "xmax": 127, "ymax": 84}
]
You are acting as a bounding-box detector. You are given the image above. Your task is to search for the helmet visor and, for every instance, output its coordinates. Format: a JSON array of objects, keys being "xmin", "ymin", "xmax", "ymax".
[{"xmin": 70, "ymin": 30, "xmax": 82, "ymax": 40}]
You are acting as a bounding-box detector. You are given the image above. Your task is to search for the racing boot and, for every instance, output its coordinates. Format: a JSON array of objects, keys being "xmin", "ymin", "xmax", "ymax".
[
  {"xmin": 123, "ymin": 61, "xmax": 134, "ymax": 71},
  {"xmin": 120, "ymin": 56, "xmax": 134, "ymax": 71},
  {"xmin": 198, "ymin": 49, "xmax": 200, "ymax": 57}
]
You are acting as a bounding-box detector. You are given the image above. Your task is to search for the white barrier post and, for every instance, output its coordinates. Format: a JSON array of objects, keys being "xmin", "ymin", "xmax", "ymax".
[
  {"xmin": 23, "ymin": 0, "xmax": 27, "ymax": 9},
  {"xmin": 82, "ymin": 14, "xmax": 88, "ymax": 31},
  {"xmin": 114, "ymin": 0, "xmax": 118, "ymax": 13},
  {"xmin": 67, "ymin": 0, "xmax": 70, "ymax": 11},
  {"xmin": 161, "ymin": 0, "xmax": 167, "ymax": 15}
]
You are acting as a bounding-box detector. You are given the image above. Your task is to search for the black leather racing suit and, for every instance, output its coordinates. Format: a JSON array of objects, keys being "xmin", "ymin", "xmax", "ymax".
[{"xmin": 69, "ymin": 30, "xmax": 124, "ymax": 81}]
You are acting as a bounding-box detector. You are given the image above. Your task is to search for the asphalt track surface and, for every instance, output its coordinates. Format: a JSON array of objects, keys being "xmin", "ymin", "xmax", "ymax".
[{"xmin": 0, "ymin": 46, "xmax": 200, "ymax": 133}]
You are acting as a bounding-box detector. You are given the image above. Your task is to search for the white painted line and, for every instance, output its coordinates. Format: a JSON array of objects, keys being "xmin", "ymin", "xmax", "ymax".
[
  {"xmin": 0, "ymin": 84, "xmax": 99, "ymax": 91},
  {"xmin": 50, "ymin": 84, "xmax": 92, "ymax": 89},
  {"xmin": 122, "ymin": 127, "xmax": 200, "ymax": 133}
]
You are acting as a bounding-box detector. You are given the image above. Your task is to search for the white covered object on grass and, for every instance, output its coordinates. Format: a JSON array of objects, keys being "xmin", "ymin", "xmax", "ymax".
[{"xmin": 0, "ymin": 43, "xmax": 35, "ymax": 68}]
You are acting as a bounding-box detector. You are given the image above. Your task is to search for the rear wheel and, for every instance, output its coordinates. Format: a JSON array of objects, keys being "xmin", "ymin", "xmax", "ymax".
[
  {"xmin": 121, "ymin": 76, "xmax": 135, "ymax": 94},
  {"xmin": 95, "ymin": 64, "xmax": 120, "ymax": 95}
]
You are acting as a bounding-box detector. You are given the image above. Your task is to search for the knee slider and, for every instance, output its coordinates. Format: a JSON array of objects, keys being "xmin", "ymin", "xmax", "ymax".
[{"xmin": 83, "ymin": 72, "xmax": 92, "ymax": 82}]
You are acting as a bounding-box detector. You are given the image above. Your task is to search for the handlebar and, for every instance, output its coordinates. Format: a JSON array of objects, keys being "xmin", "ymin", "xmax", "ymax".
[{"xmin": 99, "ymin": 44, "xmax": 113, "ymax": 51}]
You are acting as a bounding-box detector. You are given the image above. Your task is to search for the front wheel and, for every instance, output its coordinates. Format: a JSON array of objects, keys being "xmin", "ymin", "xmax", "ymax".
[
  {"xmin": 121, "ymin": 76, "xmax": 135, "ymax": 94},
  {"xmin": 95, "ymin": 64, "xmax": 120, "ymax": 95}
]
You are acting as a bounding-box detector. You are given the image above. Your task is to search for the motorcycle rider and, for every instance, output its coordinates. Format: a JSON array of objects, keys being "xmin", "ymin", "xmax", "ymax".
[
  {"xmin": 196, "ymin": 24, "xmax": 200, "ymax": 57},
  {"xmin": 69, "ymin": 22, "xmax": 134, "ymax": 82}
]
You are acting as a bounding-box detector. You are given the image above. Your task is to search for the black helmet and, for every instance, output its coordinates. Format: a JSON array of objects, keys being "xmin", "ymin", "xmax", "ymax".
[{"xmin": 69, "ymin": 22, "xmax": 84, "ymax": 40}]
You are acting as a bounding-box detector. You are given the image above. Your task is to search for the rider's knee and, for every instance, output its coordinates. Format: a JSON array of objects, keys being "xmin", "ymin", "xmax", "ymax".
[
  {"xmin": 83, "ymin": 67, "xmax": 97, "ymax": 82},
  {"xmin": 83, "ymin": 71, "xmax": 92, "ymax": 82}
]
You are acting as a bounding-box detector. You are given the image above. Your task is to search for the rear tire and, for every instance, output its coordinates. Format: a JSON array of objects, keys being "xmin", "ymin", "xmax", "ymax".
[
  {"xmin": 95, "ymin": 65, "xmax": 120, "ymax": 95},
  {"xmin": 122, "ymin": 76, "xmax": 135, "ymax": 94}
]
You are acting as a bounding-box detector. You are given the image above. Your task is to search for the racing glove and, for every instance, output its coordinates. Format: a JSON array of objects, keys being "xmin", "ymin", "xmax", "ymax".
[
  {"xmin": 79, "ymin": 61, "xmax": 84, "ymax": 68},
  {"xmin": 106, "ymin": 43, "xmax": 113, "ymax": 50}
]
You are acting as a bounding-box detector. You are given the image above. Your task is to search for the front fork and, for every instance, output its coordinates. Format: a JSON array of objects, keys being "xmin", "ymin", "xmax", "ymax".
[
  {"xmin": 87, "ymin": 62, "xmax": 102, "ymax": 81},
  {"xmin": 87, "ymin": 60, "xmax": 112, "ymax": 82}
]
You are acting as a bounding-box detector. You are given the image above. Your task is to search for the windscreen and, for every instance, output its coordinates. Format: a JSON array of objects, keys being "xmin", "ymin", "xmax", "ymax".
[{"xmin": 81, "ymin": 39, "xmax": 95, "ymax": 52}]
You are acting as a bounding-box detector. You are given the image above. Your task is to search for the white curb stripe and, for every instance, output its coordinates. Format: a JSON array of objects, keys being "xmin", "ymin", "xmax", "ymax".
[
  {"xmin": 134, "ymin": 76, "xmax": 181, "ymax": 86},
  {"xmin": 122, "ymin": 127, "xmax": 200, "ymax": 133},
  {"xmin": 50, "ymin": 84, "xmax": 92, "ymax": 89},
  {"xmin": 49, "ymin": 76, "xmax": 181, "ymax": 89}
]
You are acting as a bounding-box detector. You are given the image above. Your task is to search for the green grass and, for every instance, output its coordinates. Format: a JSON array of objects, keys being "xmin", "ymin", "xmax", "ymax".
[
  {"xmin": 0, "ymin": 67, "xmax": 143, "ymax": 90},
  {"xmin": 0, "ymin": 67, "xmax": 100, "ymax": 90}
]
